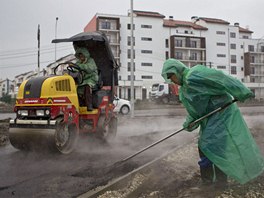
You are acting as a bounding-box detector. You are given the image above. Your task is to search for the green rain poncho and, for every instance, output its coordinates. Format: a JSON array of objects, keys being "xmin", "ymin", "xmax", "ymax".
[
  {"xmin": 162, "ymin": 58, "xmax": 264, "ymax": 184},
  {"xmin": 75, "ymin": 47, "xmax": 98, "ymax": 88}
]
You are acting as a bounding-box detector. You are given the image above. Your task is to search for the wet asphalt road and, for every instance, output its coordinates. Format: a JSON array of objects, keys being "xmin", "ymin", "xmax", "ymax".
[{"xmin": 0, "ymin": 106, "xmax": 263, "ymax": 197}]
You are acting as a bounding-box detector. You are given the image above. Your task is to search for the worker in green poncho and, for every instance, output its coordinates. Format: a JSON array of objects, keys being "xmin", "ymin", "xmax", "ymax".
[
  {"xmin": 74, "ymin": 47, "xmax": 98, "ymax": 111},
  {"xmin": 162, "ymin": 58, "xmax": 264, "ymax": 187}
]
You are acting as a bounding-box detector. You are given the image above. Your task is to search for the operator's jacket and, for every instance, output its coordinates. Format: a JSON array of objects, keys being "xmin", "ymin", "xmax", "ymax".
[
  {"xmin": 75, "ymin": 47, "xmax": 98, "ymax": 88},
  {"xmin": 162, "ymin": 58, "xmax": 264, "ymax": 184}
]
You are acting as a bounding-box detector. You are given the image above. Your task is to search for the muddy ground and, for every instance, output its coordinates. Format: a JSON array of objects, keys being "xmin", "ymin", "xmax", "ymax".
[
  {"xmin": 0, "ymin": 118, "xmax": 9, "ymax": 146},
  {"xmin": 92, "ymin": 115, "xmax": 264, "ymax": 198},
  {"xmin": 0, "ymin": 109, "xmax": 264, "ymax": 198}
]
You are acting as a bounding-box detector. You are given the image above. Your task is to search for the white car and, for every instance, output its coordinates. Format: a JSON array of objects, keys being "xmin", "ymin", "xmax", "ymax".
[{"xmin": 113, "ymin": 97, "xmax": 131, "ymax": 115}]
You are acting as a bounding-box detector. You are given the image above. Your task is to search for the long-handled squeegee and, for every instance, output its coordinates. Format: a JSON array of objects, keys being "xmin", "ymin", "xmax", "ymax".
[{"xmin": 112, "ymin": 99, "xmax": 237, "ymax": 167}]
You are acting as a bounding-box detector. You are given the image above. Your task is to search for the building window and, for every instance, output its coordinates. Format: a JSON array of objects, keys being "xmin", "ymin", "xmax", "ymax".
[
  {"xmin": 190, "ymin": 52, "xmax": 197, "ymax": 60},
  {"xmin": 141, "ymin": 37, "xmax": 152, "ymax": 41},
  {"xmin": 217, "ymin": 42, "xmax": 226, "ymax": 46},
  {"xmin": 141, "ymin": 75, "xmax": 153, "ymax": 79},
  {"xmin": 216, "ymin": 31, "xmax": 225, "ymax": 35},
  {"xmin": 141, "ymin": 24, "xmax": 152, "ymax": 29},
  {"xmin": 250, "ymin": 56, "xmax": 255, "ymax": 63},
  {"xmin": 127, "ymin": 62, "xmax": 135, "ymax": 71},
  {"xmin": 251, "ymin": 67, "xmax": 255, "ymax": 74},
  {"xmin": 141, "ymin": 50, "xmax": 152, "ymax": 54},
  {"xmin": 119, "ymin": 76, "xmax": 122, "ymax": 80},
  {"xmin": 217, "ymin": 65, "xmax": 226, "ymax": 69},
  {"xmin": 101, "ymin": 21, "xmax": 111, "ymax": 29},
  {"xmin": 230, "ymin": 43, "xmax": 236, "ymax": 49},
  {"xmin": 241, "ymin": 56, "xmax": 244, "ymax": 60},
  {"xmin": 243, "ymin": 35, "xmax": 249, "ymax": 39},
  {"xmin": 190, "ymin": 41, "xmax": 197, "ymax": 48},
  {"xmin": 141, "ymin": 63, "xmax": 152, "ymax": 66},
  {"xmin": 175, "ymin": 40, "xmax": 183, "ymax": 47},
  {"xmin": 128, "ymin": 75, "xmax": 135, "ymax": 80},
  {"xmin": 165, "ymin": 51, "xmax": 169, "ymax": 59},
  {"xmin": 231, "ymin": 55, "xmax": 237, "ymax": 63},
  {"xmin": 127, "ymin": 49, "xmax": 135, "ymax": 59},
  {"xmin": 248, "ymin": 45, "xmax": 254, "ymax": 52},
  {"xmin": 250, "ymin": 77, "xmax": 255, "ymax": 82},
  {"xmin": 165, "ymin": 39, "xmax": 169, "ymax": 48},
  {"xmin": 230, "ymin": 32, "xmax": 236, "ymax": 38},
  {"xmin": 241, "ymin": 45, "xmax": 244, "ymax": 49},
  {"xmin": 217, "ymin": 54, "xmax": 226, "ymax": 58},
  {"xmin": 127, "ymin": 24, "xmax": 135, "ymax": 30},
  {"xmin": 127, "ymin": 36, "xmax": 135, "ymax": 46},
  {"xmin": 175, "ymin": 52, "xmax": 183, "ymax": 59},
  {"xmin": 261, "ymin": 46, "xmax": 264, "ymax": 52},
  {"xmin": 231, "ymin": 66, "xmax": 237, "ymax": 74}
]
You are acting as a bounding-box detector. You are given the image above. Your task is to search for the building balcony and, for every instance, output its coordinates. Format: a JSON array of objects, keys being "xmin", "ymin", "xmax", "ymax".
[
  {"xmin": 174, "ymin": 46, "xmax": 205, "ymax": 51},
  {"xmin": 99, "ymin": 28, "xmax": 120, "ymax": 32}
]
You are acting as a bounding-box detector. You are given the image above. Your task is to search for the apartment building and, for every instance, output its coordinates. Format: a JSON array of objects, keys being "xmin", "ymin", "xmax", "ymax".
[
  {"xmin": 0, "ymin": 78, "xmax": 14, "ymax": 98},
  {"xmin": 83, "ymin": 10, "xmax": 264, "ymax": 100}
]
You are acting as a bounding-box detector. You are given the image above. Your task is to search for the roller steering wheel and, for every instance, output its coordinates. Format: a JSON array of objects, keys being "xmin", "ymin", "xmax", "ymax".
[{"xmin": 54, "ymin": 62, "xmax": 83, "ymax": 84}]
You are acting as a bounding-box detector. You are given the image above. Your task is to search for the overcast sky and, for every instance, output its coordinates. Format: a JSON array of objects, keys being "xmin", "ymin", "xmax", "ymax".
[{"xmin": 1, "ymin": 0, "xmax": 264, "ymax": 80}]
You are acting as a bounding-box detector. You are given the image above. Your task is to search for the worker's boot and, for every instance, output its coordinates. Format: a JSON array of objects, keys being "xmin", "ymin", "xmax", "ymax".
[
  {"xmin": 214, "ymin": 166, "xmax": 228, "ymax": 190},
  {"xmin": 85, "ymin": 86, "xmax": 93, "ymax": 111},
  {"xmin": 198, "ymin": 149, "xmax": 214, "ymax": 184}
]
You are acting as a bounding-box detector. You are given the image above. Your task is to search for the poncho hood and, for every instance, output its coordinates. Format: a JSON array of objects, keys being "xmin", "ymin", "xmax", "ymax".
[
  {"xmin": 162, "ymin": 59, "xmax": 189, "ymax": 85},
  {"xmin": 75, "ymin": 47, "xmax": 91, "ymax": 60}
]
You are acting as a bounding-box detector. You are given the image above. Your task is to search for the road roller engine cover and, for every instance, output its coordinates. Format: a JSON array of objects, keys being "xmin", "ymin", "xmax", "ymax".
[{"xmin": 9, "ymin": 32, "xmax": 119, "ymax": 154}]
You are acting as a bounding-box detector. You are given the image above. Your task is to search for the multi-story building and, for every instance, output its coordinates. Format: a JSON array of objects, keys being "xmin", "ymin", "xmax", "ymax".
[
  {"xmin": 81, "ymin": 11, "xmax": 264, "ymax": 100},
  {"xmin": 0, "ymin": 78, "xmax": 14, "ymax": 98}
]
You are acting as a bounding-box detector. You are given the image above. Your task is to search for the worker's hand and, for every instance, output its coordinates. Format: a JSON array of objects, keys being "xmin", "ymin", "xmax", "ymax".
[{"xmin": 183, "ymin": 120, "xmax": 199, "ymax": 132}]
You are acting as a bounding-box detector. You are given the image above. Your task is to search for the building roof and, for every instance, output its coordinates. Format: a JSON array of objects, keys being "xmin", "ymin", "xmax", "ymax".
[
  {"xmin": 239, "ymin": 27, "xmax": 253, "ymax": 34},
  {"xmin": 14, "ymin": 71, "xmax": 32, "ymax": 78},
  {"xmin": 132, "ymin": 10, "xmax": 165, "ymax": 18},
  {"xmin": 163, "ymin": 19, "xmax": 208, "ymax": 30},
  {"xmin": 199, "ymin": 17, "xmax": 230, "ymax": 25},
  {"xmin": 46, "ymin": 54, "xmax": 75, "ymax": 68}
]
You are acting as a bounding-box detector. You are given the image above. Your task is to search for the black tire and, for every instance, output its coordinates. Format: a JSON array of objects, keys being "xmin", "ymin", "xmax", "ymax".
[
  {"xmin": 108, "ymin": 117, "xmax": 117, "ymax": 140},
  {"xmin": 54, "ymin": 120, "xmax": 78, "ymax": 154},
  {"xmin": 120, "ymin": 105, "xmax": 130, "ymax": 115},
  {"xmin": 97, "ymin": 115, "xmax": 117, "ymax": 141}
]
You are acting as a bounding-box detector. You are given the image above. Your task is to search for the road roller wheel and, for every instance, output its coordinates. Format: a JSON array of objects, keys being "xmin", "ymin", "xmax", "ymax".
[
  {"xmin": 54, "ymin": 120, "xmax": 78, "ymax": 154},
  {"xmin": 97, "ymin": 116, "xmax": 117, "ymax": 141},
  {"xmin": 9, "ymin": 136, "xmax": 30, "ymax": 151}
]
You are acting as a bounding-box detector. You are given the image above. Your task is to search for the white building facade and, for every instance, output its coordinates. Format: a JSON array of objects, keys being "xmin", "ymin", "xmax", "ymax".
[
  {"xmin": 0, "ymin": 78, "xmax": 14, "ymax": 98},
  {"xmin": 83, "ymin": 10, "xmax": 264, "ymax": 100}
]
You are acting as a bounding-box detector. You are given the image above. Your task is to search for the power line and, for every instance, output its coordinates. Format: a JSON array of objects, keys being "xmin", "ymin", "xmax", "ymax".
[
  {"xmin": 0, "ymin": 46, "xmax": 72, "ymax": 60},
  {"xmin": 0, "ymin": 60, "xmax": 54, "ymax": 69},
  {"xmin": 0, "ymin": 44, "xmax": 71, "ymax": 55}
]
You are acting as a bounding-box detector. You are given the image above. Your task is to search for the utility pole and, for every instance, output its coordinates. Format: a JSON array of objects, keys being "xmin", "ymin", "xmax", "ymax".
[
  {"xmin": 130, "ymin": 0, "xmax": 135, "ymax": 118},
  {"xmin": 55, "ymin": 17, "xmax": 59, "ymax": 62},
  {"xmin": 37, "ymin": 24, "xmax": 40, "ymax": 76}
]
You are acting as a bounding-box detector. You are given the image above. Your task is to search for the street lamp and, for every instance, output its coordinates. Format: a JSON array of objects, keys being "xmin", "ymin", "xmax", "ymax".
[
  {"xmin": 130, "ymin": 0, "xmax": 135, "ymax": 118},
  {"xmin": 55, "ymin": 17, "xmax": 59, "ymax": 62}
]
